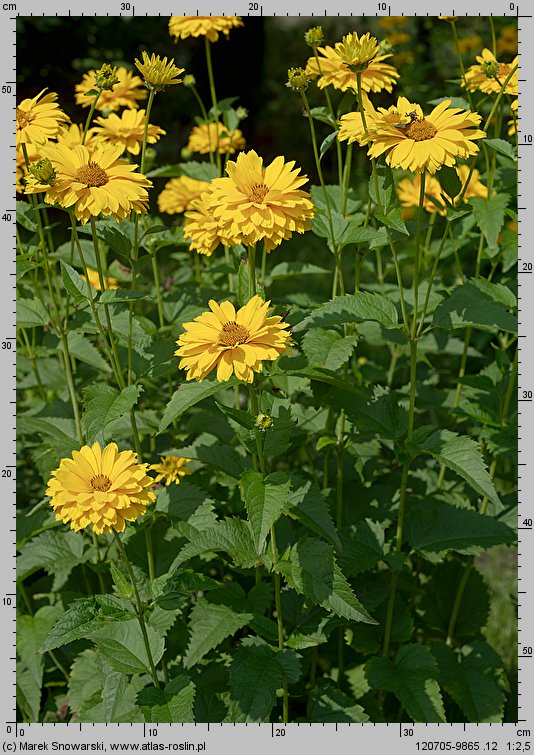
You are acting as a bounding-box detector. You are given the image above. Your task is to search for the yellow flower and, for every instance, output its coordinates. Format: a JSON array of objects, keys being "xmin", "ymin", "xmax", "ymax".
[
  {"xmin": 75, "ymin": 67, "xmax": 147, "ymax": 112},
  {"xmin": 464, "ymin": 49, "xmax": 518, "ymax": 96},
  {"xmin": 81, "ymin": 267, "xmax": 120, "ymax": 291},
  {"xmin": 453, "ymin": 164, "xmax": 488, "ymax": 203},
  {"xmin": 496, "ymin": 25, "xmax": 518, "ymax": 57},
  {"xmin": 385, "ymin": 31, "xmax": 410, "ymax": 46},
  {"xmin": 16, "ymin": 89, "xmax": 70, "ymax": 150},
  {"xmin": 338, "ymin": 93, "xmax": 420, "ymax": 146},
  {"xmin": 24, "ymin": 142, "xmax": 152, "ymax": 224},
  {"xmin": 438, "ymin": 16, "xmax": 459, "ymax": 21},
  {"xmin": 16, "ymin": 145, "xmax": 40, "ymax": 193},
  {"xmin": 183, "ymin": 190, "xmax": 224, "ymax": 257},
  {"xmin": 457, "ymin": 34, "xmax": 483, "ymax": 55},
  {"xmin": 93, "ymin": 109, "xmax": 166, "ymax": 155},
  {"xmin": 56, "ymin": 123, "xmax": 102, "ymax": 150},
  {"xmin": 135, "ymin": 51, "xmax": 184, "ymax": 91},
  {"xmin": 46, "ymin": 442, "xmax": 155, "ymax": 535},
  {"xmin": 169, "ymin": 15, "xmax": 243, "ymax": 43},
  {"xmin": 396, "ymin": 173, "xmax": 447, "ymax": 217},
  {"xmin": 157, "ymin": 176, "xmax": 209, "ymax": 215},
  {"xmin": 508, "ymin": 98, "xmax": 518, "ymax": 136},
  {"xmin": 305, "ymin": 34, "xmax": 399, "ymax": 93},
  {"xmin": 378, "ymin": 16, "xmax": 409, "ymax": 29},
  {"xmin": 150, "ymin": 456, "xmax": 192, "ymax": 486},
  {"xmin": 175, "ymin": 295, "xmax": 292, "ymax": 383},
  {"xmin": 366, "ymin": 98, "xmax": 486, "ymax": 174},
  {"xmin": 208, "ymin": 150, "xmax": 315, "ymax": 251},
  {"xmin": 187, "ymin": 121, "xmax": 245, "ymax": 155}
]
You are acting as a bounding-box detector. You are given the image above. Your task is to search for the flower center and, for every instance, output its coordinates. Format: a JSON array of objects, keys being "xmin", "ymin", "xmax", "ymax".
[
  {"xmin": 249, "ymin": 182, "xmax": 269, "ymax": 203},
  {"xmin": 16, "ymin": 107, "xmax": 32, "ymax": 129},
  {"xmin": 90, "ymin": 474, "xmax": 112, "ymax": 492},
  {"xmin": 218, "ymin": 321, "xmax": 250, "ymax": 347},
  {"xmin": 403, "ymin": 119, "xmax": 438, "ymax": 141},
  {"xmin": 75, "ymin": 161, "xmax": 109, "ymax": 187}
]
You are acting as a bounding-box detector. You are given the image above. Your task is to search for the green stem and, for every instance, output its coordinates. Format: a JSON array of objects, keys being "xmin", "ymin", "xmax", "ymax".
[
  {"xmin": 189, "ymin": 84, "xmax": 214, "ymax": 167},
  {"xmin": 140, "ymin": 89, "xmax": 156, "ymax": 175},
  {"xmin": 19, "ymin": 327, "xmax": 46, "ymax": 399},
  {"xmin": 145, "ymin": 524, "xmax": 156, "ymax": 583},
  {"xmin": 113, "ymin": 531, "xmax": 160, "ymax": 688},
  {"xmin": 204, "ymin": 37, "xmax": 221, "ymax": 174},
  {"xmin": 91, "ymin": 533, "xmax": 107, "ymax": 594},
  {"xmin": 270, "ymin": 525, "xmax": 289, "ymax": 723},
  {"xmin": 248, "ymin": 245, "xmax": 257, "ymax": 300},
  {"xmin": 451, "ymin": 22, "xmax": 475, "ymax": 111},
  {"xmin": 313, "ymin": 48, "xmax": 344, "ymax": 198},
  {"xmin": 248, "ymin": 382, "xmax": 266, "ymax": 477},
  {"xmin": 261, "ymin": 244, "xmax": 267, "ymax": 290},
  {"xmin": 446, "ymin": 563, "xmax": 473, "ymax": 646},
  {"xmin": 82, "ymin": 91, "xmax": 102, "ymax": 145},
  {"xmin": 411, "ymin": 172, "xmax": 427, "ymax": 339},
  {"xmin": 489, "ymin": 16, "xmax": 497, "ymax": 57},
  {"xmin": 416, "ymin": 222, "xmax": 451, "ymax": 338},
  {"xmin": 151, "ymin": 250, "xmax": 165, "ymax": 329},
  {"xmin": 59, "ymin": 332, "xmax": 83, "ymax": 444}
]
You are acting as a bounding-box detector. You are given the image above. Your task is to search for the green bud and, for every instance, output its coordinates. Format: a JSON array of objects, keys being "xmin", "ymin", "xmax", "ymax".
[
  {"xmin": 482, "ymin": 60, "xmax": 500, "ymax": 78},
  {"xmin": 304, "ymin": 25, "xmax": 325, "ymax": 48},
  {"xmin": 95, "ymin": 63, "xmax": 119, "ymax": 91},
  {"xmin": 183, "ymin": 74, "xmax": 196, "ymax": 87},
  {"xmin": 29, "ymin": 158, "xmax": 56, "ymax": 185},
  {"xmin": 181, "ymin": 146, "xmax": 193, "ymax": 160},
  {"xmin": 255, "ymin": 413, "xmax": 273, "ymax": 431},
  {"xmin": 286, "ymin": 67, "xmax": 309, "ymax": 92},
  {"xmin": 236, "ymin": 106, "xmax": 248, "ymax": 120},
  {"xmin": 379, "ymin": 39, "xmax": 394, "ymax": 55}
]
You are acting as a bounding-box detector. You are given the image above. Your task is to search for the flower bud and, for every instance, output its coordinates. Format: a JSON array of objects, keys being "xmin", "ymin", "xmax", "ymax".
[
  {"xmin": 304, "ymin": 25, "xmax": 325, "ymax": 48},
  {"xmin": 482, "ymin": 60, "xmax": 500, "ymax": 78},
  {"xmin": 379, "ymin": 39, "xmax": 394, "ymax": 55},
  {"xmin": 183, "ymin": 74, "xmax": 196, "ymax": 87},
  {"xmin": 255, "ymin": 413, "xmax": 273, "ymax": 431},
  {"xmin": 236, "ymin": 106, "xmax": 248, "ymax": 120},
  {"xmin": 286, "ymin": 67, "xmax": 309, "ymax": 91},
  {"xmin": 95, "ymin": 63, "xmax": 119, "ymax": 91},
  {"xmin": 181, "ymin": 146, "xmax": 193, "ymax": 160},
  {"xmin": 29, "ymin": 157, "xmax": 56, "ymax": 185}
]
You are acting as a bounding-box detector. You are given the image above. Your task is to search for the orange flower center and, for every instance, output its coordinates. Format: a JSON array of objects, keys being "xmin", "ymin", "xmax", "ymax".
[
  {"xmin": 218, "ymin": 321, "xmax": 250, "ymax": 347},
  {"xmin": 16, "ymin": 107, "xmax": 33, "ymax": 129},
  {"xmin": 248, "ymin": 182, "xmax": 269, "ymax": 203},
  {"xmin": 403, "ymin": 119, "xmax": 438, "ymax": 141},
  {"xmin": 90, "ymin": 474, "xmax": 112, "ymax": 492},
  {"xmin": 75, "ymin": 161, "xmax": 109, "ymax": 187}
]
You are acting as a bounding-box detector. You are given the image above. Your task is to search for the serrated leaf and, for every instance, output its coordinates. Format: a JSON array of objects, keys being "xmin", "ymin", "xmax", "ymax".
[
  {"xmin": 439, "ymin": 165, "xmax": 463, "ymax": 201},
  {"xmin": 227, "ymin": 641, "xmax": 301, "ymax": 722},
  {"xmin": 89, "ymin": 618, "xmax": 164, "ymax": 675},
  {"xmin": 184, "ymin": 599, "xmax": 252, "ymax": 668},
  {"xmin": 432, "ymin": 641, "xmax": 506, "ymax": 722},
  {"xmin": 374, "ymin": 206, "xmax": 409, "ymax": 234},
  {"xmin": 16, "ymin": 200, "xmax": 38, "ymax": 232},
  {"xmin": 178, "ymin": 161, "xmax": 219, "ymax": 182},
  {"xmin": 285, "ymin": 478, "xmax": 341, "ymax": 549},
  {"xmin": 41, "ymin": 595, "xmax": 134, "ymax": 652},
  {"xmin": 294, "ymin": 292, "xmax": 399, "ymax": 332},
  {"xmin": 307, "ymin": 684, "xmax": 369, "ymax": 722},
  {"xmin": 82, "ymin": 383, "xmax": 143, "ymax": 441},
  {"xmin": 301, "ymin": 328, "xmax": 358, "ymax": 371},
  {"xmin": 413, "ymin": 428, "xmax": 501, "ymax": 506},
  {"xmin": 17, "ymin": 298, "xmax": 50, "ymax": 327},
  {"xmin": 316, "ymin": 383, "xmax": 407, "ymax": 440},
  {"xmin": 471, "ymin": 194, "xmax": 510, "ymax": 256},
  {"xmin": 337, "ymin": 520, "xmax": 385, "ymax": 576},
  {"xmin": 79, "ymin": 219, "xmax": 135, "ymax": 257},
  {"xmin": 17, "ymin": 529, "xmax": 92, "ymax": 591},
  {"xmin": 98, "ymin": 289, "xmax": 148, "ymax": 304},
  {"xmin": 61, "ymin": 260, "xmax": 93, "ymax": 305},
  {"xmin": 405, "ymin": 499, "xmax": 516, "ymax": 553},
  {"xmin": 366, "ymin": 644, "xmax": 446, "ymax": 723},
  {"xmin": 171, "ymin": 517, "xmax": 259, "ymax": 570},
  {"xmin": 66, "ymin": 331, "xmax": 110, "ymax": 373},
  {"xmin": 240, "ymin": 470, "xmax": 291, "ymax": 554},
  {"xmin": 269, "ymin": 261, "xmax": 328, "ymax": 279},
  {"xmin": 159, "ymin": 381, "xmax": 236, "ymax": 433},
  {"xmin": 432, "ymin": 281, "xmax": 517, "ymax": 333},
  {"xmin": 484, "ymin": 138, "xmax": 517, "ymax": 161},
  {"xmin": 137, "ymin": 676, "xmax": 196, "ymax": 723},
  {"xmin": 369, "ymin": 162, "xmax": 394, "ymax": 209},
  {"xmin": 274, "ymin": 537, "xmax": 376, "ymax": 624},
  {"xmin": 110, "ymin": 562, "xmax": 133, "ymax": 599},
  {"xmin": 152, "ymin": 569, "xmax": 221, "ymax": 610}
]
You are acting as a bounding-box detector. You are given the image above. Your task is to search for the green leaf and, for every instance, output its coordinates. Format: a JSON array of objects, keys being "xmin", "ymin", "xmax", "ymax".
[
  {"xmin": 337, "ymin": 520, "xmax": 385, "ymax": 576},
  {"xmin": 374, "ymin": 206, "xmax": 409, "ymax": 234},
  {"xmin": 137, "ymin": 676, "xmax": 196, "ymax": 723},
  {"xmin": 307, "ymin": 684, "xmax": 369, "ymax": 722},
  {"xmin": 368, "ymin": 162, "xmax": 394, "ymax": 209},
  {"xmin": 61, "ymin": 260, "xmax": 93, "ymax": 305},
  {"xmin": 80, "ymin": 219, "xmax": 135, "ymax": 257},
  {"xmin": 178, "ymin": 161, "xmax": 219, "ymax": 182},
  {"xmin": 16, "ymin": 200, "xmax": 38, "ymax": 232},
  {"xmin": 17, "ymin": 529, "xmax": 92, "ymax": 591},
  {"xmin": 171, "ymin": 517, "xmax": 259, "ymax": 570},
  {"xmin": 471, "ymin": 194, "xmax": 510, "ymax": 256},
  {"xmin": 17, "ymin": 298, "xmax": 50, "ymax": 327},
  {"xmin": 89, "ymin": 618, "xmax": 165, "ymax": 675},
  {"xmin": 269, "ymin": 261, "xmax": 329, "ymax": 279},
  {"xmin": 82, "ymin": 383, "xmax": 143, "ymax": 441},
  {"xmin": 98, "ymin": 289, "xmax": 149, "ymax": 304},
  {"xmin": 236, "ymin": 255, "xmax": 250, "ymax": 307},
  {"xmin": 110, "ymin": 562, "xmax": 133, "ymax": 599},
  {"xmin": 227, "ymin": 641, "xmax": 301, "ymax": 722},
  {"xmin": 433, "ymin": 281, "xmax": 517, "ymax": 333},
  {"xmin": 159, "ymin": 380, "xmax": 236, "ymax": 433},
  {"xmin": 405, "ymin": 499, "xmax": 516, "ymax": 553},
  {"xmin": 365, "ymin": 644, "xmax": 446, "ymax": 723},
  {"xmin": 174, "ymin": 432, "xmax": 249, "ymax": 478},
  {"xmin": 432, "ymin": 641, "xmax": 506, "ymax": 722},
  {"xmin": 294, "ymin": 292, "xmax": 399, "ymax": 332},
  {"xmin": 184, "ymin": 599, "xmax": 252, "ymax": 668},
  {"xmin": 66, "ymin": 331, "xmax": 111, "ymax": 373},
  {"xmin": 302, "ymin": 328, "xmax": 358, "ymax": 371},
  {"xmin": 320, "ymin": 131, "xmax": 337, "ymax": 161},
  {"xmin": 413, "ymin": 428, "xmax": 501, "ymax": 506},
  {"xmin": 484, "ymin": 138, "xmax": 517, "ymax": 161},
  {"xmin": 240, "ymin": 470, "xmax": 291, "ymax": 554},
  {"xmin": 438, "ymin": 165, "xmax": 463, "ymax": 201},
  {"xmin": 275, "ymin": 537, "xmax": 376, "ymax": 624},
  {"xmin": 285, "ymin": 478, "xmax": 341, "ymax": 549},
  {"xmin": 41, "ymin": 595, "xmax": 134, "ymax": 652},
  {"xmin": 152, "ymin": 569, "xmax": 221, "ymax": 610},
  {"xmin": 316, "ymin": 384, "xmax": 407, "ymax": 440}
]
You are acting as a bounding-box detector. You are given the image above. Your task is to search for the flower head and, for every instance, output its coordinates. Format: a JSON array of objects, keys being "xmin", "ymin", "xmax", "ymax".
[
  {"xmin": 286, "ymin": 67, "xmax": 309, "ymax": 91},
  {"xmin": 16, "ymin": 89, "xmax": 70, "ymax": 150},
  {"xmin": 183, "ymin": 190, "xmax": 224, "ymax": 257},
  {"xmin": 362, "ymin": 97, "xmax": 486, "ymax": 174},
  {"xmin": 157, "ymin": 175, "xmax": 209, "ymax": 215},
  {"xmin": 94, "ymin": 109, "xmax": 166, "ymax": 155},
  {"xmin": 306, "ymin": 33, "xmax": 399, "ymax": 92},
  {"xmin": 438, "ymin": 16, "xmax": 459, "ymax": 21},
  {"xmin": 46, "ymin": 442, "xmax": 155, "ymax": 535},
  {"xmin": 397, "ymin": 173, "xmax": 447, "ymax": 217},
  {"xmin": 150, "ymin": 456, "xmax": 192, "ymax": 486},
  {"xmin": 175, "ymin": 295, "xmax": 292, "ymax": 383},
  {"xmin": 56, "ymin": 123, "xmax": 102, "ymax": 150},
  {"xmin": 304, "ymin": 25, "xmax": 325, "ymax": 48},
  {"xmin": 187, "ymin": 121, "xmax": 245, "ymax": 155},
  {"xmin": 464, "ymin": 49, "xmax": 518, "ymax": 96},
  {"xmin": 255, "ymin": 413, "xmax": 273, "ymax": 431},
  {"xmin": 29, "ymin": 157, "xmax": 56, "ymax": 185},
  {"xmin": 208, "ymin": 150, "xmax": 315, "ymax": 251},
  {"xmin": 135, "ymin": 51, "xmax": 184, "ymax": 91},
  {"xmin": 81, "ymin": 267, "xmax": 120, "ymax": 291},
  {"xmin": 24, "ymin": 142, "xmax": 152, "ymax": 224},
  {"xmin": 169, "ymin": 15, "xmax": 243, "ymax": 43},
  {"xmin": 75, "ymin": 67, "xmax": 147, "ymax": 112},
  {"xmin": 16, "ymin": 145, "xmax": 40, "ymax": 193},
  {"xmin": 95, "ymin": 63, "xmax": 120, "ymax": 91}
]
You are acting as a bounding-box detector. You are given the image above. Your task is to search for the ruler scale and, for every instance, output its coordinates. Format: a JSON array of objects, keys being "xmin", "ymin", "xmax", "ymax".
[{"xmin": 5, "ymin": 1, "xmax": 531, "ymax": 751}]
